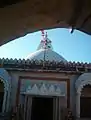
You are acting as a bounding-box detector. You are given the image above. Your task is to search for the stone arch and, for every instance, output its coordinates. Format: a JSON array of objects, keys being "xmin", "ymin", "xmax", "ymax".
[
  {"xmin": 0, "ymin": 68, "xmax": 11, "ymax": 112},
  {"xmin": 75, "ymin": 73, "xmax": 91, "ymax": 118}
]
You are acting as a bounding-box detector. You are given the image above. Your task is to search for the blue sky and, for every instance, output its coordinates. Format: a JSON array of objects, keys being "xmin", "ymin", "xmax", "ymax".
[{"xmin": 0, "ymin": 28, "xmax": 91, "ymax": 62}]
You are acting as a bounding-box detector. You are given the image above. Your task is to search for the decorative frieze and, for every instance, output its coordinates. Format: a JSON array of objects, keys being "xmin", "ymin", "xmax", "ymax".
[
  {"xmin": 0, "ymin": 58, "xmax": 91, "ymax": 72},
  {"xmin": 20, "ymin": 80, "xmax": 66, "ymax": 97}
]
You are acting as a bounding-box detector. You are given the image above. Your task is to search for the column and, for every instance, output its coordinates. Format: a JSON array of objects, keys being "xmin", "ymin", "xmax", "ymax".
[
  {"xmin": 53, "ymin": 97, "xmax": 58, "ymax": 120},
  {"xmin": 24, "ymin": 95, "xmax": 28, "ymax": 120},
  {"xmin": 53, "ymin": 97, "xmax": 61, "ymax": 120},
  {"xmin": 58, "ymin": 97, "xmax": 61, "ymax": 120},
  {"xmin": 76, "ymin": 93, "xmax": 80, "ymax": 119},
  {"xmin": 26, "ymin": 96, "xmax": 32, "ymax": 120}
]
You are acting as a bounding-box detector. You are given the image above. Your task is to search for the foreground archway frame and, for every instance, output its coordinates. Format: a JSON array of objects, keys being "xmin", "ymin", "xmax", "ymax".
[
  {"xmin": 75, "ymin": 73, "xmax": 91, "ymax": 118},
  {"xmin": 0, "ymin": 0, "xmax": 91, "ymax": 46}
]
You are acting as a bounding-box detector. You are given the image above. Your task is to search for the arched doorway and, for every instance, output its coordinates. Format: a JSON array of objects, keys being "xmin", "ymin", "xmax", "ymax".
[
  {"xmin": 0, "ymin": 80, "xmax": 4, "ymax": 112},
  {"xmin": 80, "ymin": 84, "xmax": 91, "ymax": 118}
]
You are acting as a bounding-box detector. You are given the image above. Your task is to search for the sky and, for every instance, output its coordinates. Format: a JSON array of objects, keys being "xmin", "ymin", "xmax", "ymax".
[{"xmin": 0, "ymin": 28, "xmax": 91, "ymax": 63}]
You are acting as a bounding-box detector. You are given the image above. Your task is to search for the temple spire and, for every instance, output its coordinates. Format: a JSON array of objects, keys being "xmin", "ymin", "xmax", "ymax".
[{"xmin": 37, "ymin": 30, "xmax": 53, "ymax": 50}]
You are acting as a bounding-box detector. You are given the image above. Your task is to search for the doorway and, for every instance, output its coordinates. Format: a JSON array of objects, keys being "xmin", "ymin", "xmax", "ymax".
[
  {"xmin": 0, "ymin": 80, "xmax": 4, "ymax": 112},
  {"xmin": 31, "ymin": 96, "xmax": 53, "ymax": 120},
  {"xmin": 80, "ymin": 85, "xmax": 91, "ymax": 118},
  {"xmin": 80, "ymin": 97, "xmax": 91, "ymax": 118}
]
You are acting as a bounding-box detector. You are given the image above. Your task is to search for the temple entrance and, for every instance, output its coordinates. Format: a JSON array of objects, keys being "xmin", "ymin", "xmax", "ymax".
[
  {"xmin": 80, "ymin": 85, "xmax": 91, "ymax": 118},
  {"xmin": 31, "ymin": 96, "xmax": 53, "ymax": 120},
  {"xmin": 0, "ymin": 80, "xmax": 4, "ymax": 112}
]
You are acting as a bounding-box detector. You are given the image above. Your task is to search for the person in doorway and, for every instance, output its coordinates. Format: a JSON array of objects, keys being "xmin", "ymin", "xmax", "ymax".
[{"xmin": 65, "ymin": 110, "xmax": 75, "ymax": 120}]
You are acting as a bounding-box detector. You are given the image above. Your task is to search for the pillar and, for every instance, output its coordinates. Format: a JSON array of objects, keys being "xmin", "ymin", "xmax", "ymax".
[
  {"xmin": 76, "ymin": 92, "xmax": 80, "ymax": 119},
  {"xmin": 53, "ymin": 97, "xmax": 61, "ymax": 120},
  {"xmin": 24, "ymin": 95, "xmax": 28, "ymax": 120},
  {"xmin": 26, "ymin": 96, "xmax": 32, "ymax": 120},
  {"xmin": 58, "ymin": 97, "xmax": 61, "ymax": 120},
  {"xmin": 53, "ymin": 97, "xmax": 57, "ymax": 120}
]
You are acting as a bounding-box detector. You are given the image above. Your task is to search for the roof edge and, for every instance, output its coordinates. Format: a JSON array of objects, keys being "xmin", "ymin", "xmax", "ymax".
[{"xmin": 0, "ymin": 58, "xmax": 91, "ymax": 73}]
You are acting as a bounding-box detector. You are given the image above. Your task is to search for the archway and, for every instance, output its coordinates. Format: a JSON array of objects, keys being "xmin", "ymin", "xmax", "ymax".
[
  {"xmin": 75, "ymin": 73, "xmax": 91, "ymax": 118},
  {"xmin": 0, "ymin": 80, "xmax": 4, "ymax": 112},
  {"xmin": 80, "ymin": 85, "xmax": 91, "ymax": 118},
  {"xmin": 0, "ymin": 68, "xmax": 11, "ymax": 112},
  {"xmin": 31, "ymin": 96, "xmax": 53, "ymax": 120}
]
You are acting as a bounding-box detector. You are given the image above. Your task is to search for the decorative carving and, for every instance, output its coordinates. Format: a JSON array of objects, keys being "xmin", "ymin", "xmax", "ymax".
[
  {"xmin": 25, "ymin": 82, "xmax": 65, "ymax": 96},
  {"xmin": 40, "ymin": 83, "xmax": 47, "ymax": 94},
  {"xmin": 55, "ymin": 86, "xmax": 62, "ymax": 95},
  {"xmin": 75, "ymin": 73, "xmax": 91, "ymax": 94},
  {"xmin": 31, "ymin": 84, "xmax": 39, "ymax": 94},
  {"xmin": 49, "ymin": 84, "xmax": 55, "ymax": 93}
]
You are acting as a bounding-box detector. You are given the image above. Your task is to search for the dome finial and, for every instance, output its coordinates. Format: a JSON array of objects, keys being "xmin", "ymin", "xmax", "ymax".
[
  {"xmin": 45, "ymin": 32, "xmax": 48, "ymax": 38},
  {"xmin": 37, "ymin": 30, "xmax": 53, "ymax": 50},
  {"xmin": 41, "ymin": 30, "xmax": 45, "ymax": 40}
]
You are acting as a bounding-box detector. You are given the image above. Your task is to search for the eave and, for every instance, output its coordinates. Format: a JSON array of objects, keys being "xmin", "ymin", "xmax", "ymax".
[{"xmin": 0, "ymin": 58, "xmax": 91, "ymax": 74}]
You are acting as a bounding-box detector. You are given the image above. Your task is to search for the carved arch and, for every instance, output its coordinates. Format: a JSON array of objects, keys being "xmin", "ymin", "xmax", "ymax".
[
  {"xmin": 0, "ymin": 68, "xmax": 11, "ymax": 112},
  {"xmin": 75, "ymin": 73, "xmax": 91, "ymax": 118},
  {"xmin": 75, "ymin": 73, "xmax": 91, "ymax": 94}
]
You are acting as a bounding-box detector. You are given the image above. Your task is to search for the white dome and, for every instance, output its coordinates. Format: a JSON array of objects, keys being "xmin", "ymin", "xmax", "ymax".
[
  {"xmin": 26, "ymin": 48, "xmax": 67, "ymax": 62},
  {"xmin": 26, "ymin": 31, "xmax": 67, "ymax": 62}
]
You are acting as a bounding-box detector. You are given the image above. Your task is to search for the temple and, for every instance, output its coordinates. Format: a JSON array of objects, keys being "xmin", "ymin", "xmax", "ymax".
[{"xmin": 0, "ymin": 31, "xmax": 91, "ymax": 120}]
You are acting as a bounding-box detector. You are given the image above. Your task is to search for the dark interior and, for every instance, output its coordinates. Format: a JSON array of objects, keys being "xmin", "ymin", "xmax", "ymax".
[
  {"xmin": 0, "ymin": 81, "xmax": 4, "ymax": 113},
  {"xmin": 0, "ymin": 0, "xmax": 24, "ymax": 8},
  {"xmin": 31, "ymin": 97, "xmax": 53, "ymax": 120},
  {"xmin": 0, "ymin": 92, "xmax": 4, "ymax": 112},
  {"xmin": 80, "ymin": 97, "xmax": 91, "ymax": 118}
]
